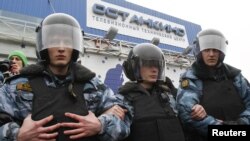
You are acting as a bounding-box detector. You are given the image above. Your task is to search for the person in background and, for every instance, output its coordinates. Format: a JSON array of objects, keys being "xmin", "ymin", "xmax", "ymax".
[
  {"xmin": 0, "ymin": 50, "xmax": 28, "ymax": 85},
  {"xmin": 8, "ymin": 50, "xmax": 28, "ymax": 75},
  {"xmin": 119, "ymin": 43, "xmax": 185, "ymax": 141},
  {"xmin": 177, "ymin": 29, "xmax": 250, "ymax": 141},
  {"xmin": 0, "ymin": 13, "xmax": 132, "ymax": 141}
]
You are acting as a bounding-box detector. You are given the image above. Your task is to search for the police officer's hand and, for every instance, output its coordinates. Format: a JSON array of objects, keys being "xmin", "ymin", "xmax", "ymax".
[
  {"xmin": 103, "ymin": 105, "xmax": 128, "ymax": 120},
  {"xmin": 61, "ymin": 111, "xmax": 101, "ymax": 139},
  {"xmin": 17, "ymin": 114, "xmax": 60, "ymax": 141},
  {"xmin": 191, "ymin": 104, "xmax": 207, "ymax": 120}
]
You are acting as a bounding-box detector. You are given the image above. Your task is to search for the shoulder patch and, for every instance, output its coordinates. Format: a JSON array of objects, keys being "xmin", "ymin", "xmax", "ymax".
[
  {"xmin": 16, "ymin": 82, "xmax": 32, "ymax": 92},
  {"xmin": 181, "ymin": 79, "xmax": 189, "ymax": 88}
]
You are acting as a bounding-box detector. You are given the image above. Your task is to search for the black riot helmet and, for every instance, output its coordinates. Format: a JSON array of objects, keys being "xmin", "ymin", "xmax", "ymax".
[
  {"xmin": 193, "ymin": 29, "xmax": 228, "ymax": 63},
  {"xmin": 123, "ymin": 43, "xmax": 165, "ymax": 82},
  {"xmin": 36, "ymin": 13, "xmax": 83, "ymax": 62}
]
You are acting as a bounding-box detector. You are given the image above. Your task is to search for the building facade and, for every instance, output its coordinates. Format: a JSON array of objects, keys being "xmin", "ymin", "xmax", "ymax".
[{"xmin": 0, "ymin": 0, "xmax": 201, "ymax": 90}]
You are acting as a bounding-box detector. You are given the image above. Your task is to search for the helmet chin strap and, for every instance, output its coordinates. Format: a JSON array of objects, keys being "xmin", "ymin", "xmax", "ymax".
[{"xmin": 68, "ymin": 61, "xmax": 75, "ymax": 81}]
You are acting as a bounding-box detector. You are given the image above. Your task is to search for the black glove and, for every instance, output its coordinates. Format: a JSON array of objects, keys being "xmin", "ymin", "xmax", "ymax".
[{"xmin": 223, "ymin": 118, "xmax": 246, "ymax": 125}]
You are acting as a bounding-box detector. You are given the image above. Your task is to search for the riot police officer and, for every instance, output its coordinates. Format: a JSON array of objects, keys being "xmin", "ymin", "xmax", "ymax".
[
  {"xmin": 0, "ymin": 13, "xmax": 132, "ymax": 141},
  {"xmin": 120, "ymin": 43, "xmax": 185, "ymax": 141},
  {"xmin": 177, "ymin": 29, "xmax": 250, "ymax": 141}
]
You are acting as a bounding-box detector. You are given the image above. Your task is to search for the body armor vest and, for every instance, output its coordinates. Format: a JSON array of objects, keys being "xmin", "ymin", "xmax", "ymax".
[
  {"xmin": 30, "ymin": 77, "xmax": 99, "ymax": 141},
  {"xmin": 201, "ymin": 79, "xmax": 245, "ymax": 120},
  {"xmin": 185, "ymin": 79, "xmax": 246, "ymax": 141},
  {"xmin": 122, "ymin": 89, "xmax": 185, "ymax": 141}
]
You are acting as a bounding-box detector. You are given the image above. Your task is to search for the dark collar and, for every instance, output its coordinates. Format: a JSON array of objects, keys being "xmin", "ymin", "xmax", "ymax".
[{"xmin": 20, "ymin": 62, "xmax": 96, "ymax": 82}]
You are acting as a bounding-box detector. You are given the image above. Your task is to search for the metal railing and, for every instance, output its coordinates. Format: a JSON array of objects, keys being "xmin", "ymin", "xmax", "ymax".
[
  {"xmin": 0, "ymin": 13, "xmax": 39, "ymax": 45},
  {"xmin": 0, "ymin": 11, "xmax": 194, "ymax": 67}
]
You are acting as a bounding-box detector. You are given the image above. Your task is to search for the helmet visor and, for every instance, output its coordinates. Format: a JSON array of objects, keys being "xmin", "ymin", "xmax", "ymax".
[
  {"xmin": 41, "ymin": 24, "xmax": 83, "ymax": 52},
  {"xmin": 139, "ymin": 59, "xmax": 165, "ymax": 81},
  {"xmin": 198, "ymin": 35, "xmax": 226, "ymax": 54}
]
